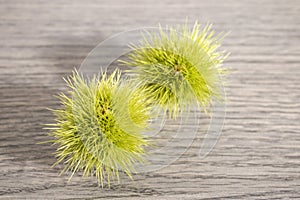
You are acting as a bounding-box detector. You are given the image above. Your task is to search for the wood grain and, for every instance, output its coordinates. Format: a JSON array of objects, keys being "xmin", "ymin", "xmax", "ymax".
[{"xmin": 0, "ymin": 0, "xmax": 299, "ymax": 199}]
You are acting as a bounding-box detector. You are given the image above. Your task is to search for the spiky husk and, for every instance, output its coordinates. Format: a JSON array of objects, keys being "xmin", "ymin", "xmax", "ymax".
[
  {"xmin": 47, "ymin": 69, "xmax": 150, "ymax": 187},
  {"xmin": 121, "ymin": 22, "xmax": 229, "ymax": 118}
]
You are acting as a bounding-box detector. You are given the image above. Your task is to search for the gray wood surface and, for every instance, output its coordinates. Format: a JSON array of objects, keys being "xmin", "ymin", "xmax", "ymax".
[{"xmin": 1, "ymin": 0, "xmax": 299, "ymax": 199}]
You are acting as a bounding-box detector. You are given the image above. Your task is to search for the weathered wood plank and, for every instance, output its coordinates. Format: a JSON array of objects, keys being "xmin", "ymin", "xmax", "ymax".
[{"xmin": 0, "ymin": 0, "xmax": 299, "ymax": 199}]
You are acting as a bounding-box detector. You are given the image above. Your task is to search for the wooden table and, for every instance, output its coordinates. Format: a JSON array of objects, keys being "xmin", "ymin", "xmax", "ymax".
[{"xmin": 1, "ymin": 0, "xmax": 299, "ymax": 199}]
